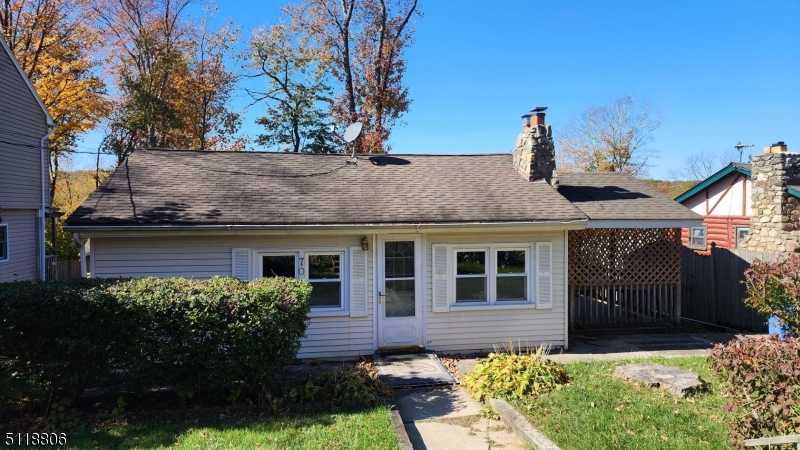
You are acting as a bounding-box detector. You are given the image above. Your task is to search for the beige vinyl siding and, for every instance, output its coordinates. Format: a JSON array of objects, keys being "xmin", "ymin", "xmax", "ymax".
[
  {"xmin": 0, "ymin": 44, "xmax": 49, "ymax": 208},
  {"xmin": 91, "ymin": 235, "xmax": 375, "ymax": 359},
  {"xmin": 424, "ymin": 231, "xmax": 567, "ymax": 353},
  {"xmin": 0, "ymin": 209, "xmax": 38, "ymax": 282}
]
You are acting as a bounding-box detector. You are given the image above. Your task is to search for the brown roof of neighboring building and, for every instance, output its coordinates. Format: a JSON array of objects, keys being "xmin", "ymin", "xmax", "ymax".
[
  {"xmin": 66, "ymin": 150, "xmax": 588, "ymax": 227},
  {"xmin": 558, "ymin": 171, "xmax": 702, "ymax": 221}
]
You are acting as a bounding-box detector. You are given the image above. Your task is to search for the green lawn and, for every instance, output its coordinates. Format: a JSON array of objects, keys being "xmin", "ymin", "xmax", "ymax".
[
  {"xmin": 63, "ymin": 406, "xmax": 400, "ymax": 450},
  {"xmin": 515, "ymin": 356, "xmax": 733, "ymax": 450}
]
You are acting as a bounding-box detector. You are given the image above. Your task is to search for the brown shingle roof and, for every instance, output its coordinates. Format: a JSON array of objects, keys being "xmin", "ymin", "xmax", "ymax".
[
  {"xmin": 66, "ymin": 150, "xmax": 588, "ymax": 227},
  {"xmin": 558, "ymin": 171, "xmax": 701, "ymax": 221}
]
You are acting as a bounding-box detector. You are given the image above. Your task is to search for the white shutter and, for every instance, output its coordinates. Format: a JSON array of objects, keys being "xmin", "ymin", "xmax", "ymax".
[
  {"xmin": 232, "ymin": 248, "xmax": 252, "ymax": 281},
  {"xmin": 432, "ymin": 244, "xmax": 450, "ymax": 313},
  {"xmin": 536, "ymin": 242, "xmax": 553, "ymax": 309},
  {"xmin": 349, "ymin": 247, "xmax": 368, "ymax": 317}
]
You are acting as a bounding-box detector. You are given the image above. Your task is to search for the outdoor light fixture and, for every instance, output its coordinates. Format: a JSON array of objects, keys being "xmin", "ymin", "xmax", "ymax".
[{"xmin": 361, "ymin": 237, "xmax": 369, "ymax": 251}]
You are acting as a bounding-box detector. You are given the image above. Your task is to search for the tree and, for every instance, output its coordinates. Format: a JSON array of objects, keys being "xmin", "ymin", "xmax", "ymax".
[
  {"xmin": 669, "ymin": 148, "xmax": 740, "ymax": 182},
  {"xmin": 285, "ymin": 0, "xmax": 421, "ymax": 153},
  {"xmin": 249, "ymin": 22, "xmax": 337, "ymax": 153},
  {"xmin": 89, "ymin": 0, "xmax": 242, "ymax": 162},
  {"xmin": 1, "ymin": 0, "xmax": 112, "ymax": 199},
  {"xmin": 557, "ymin": 94, "xmax": 663, "ymax": 178}
]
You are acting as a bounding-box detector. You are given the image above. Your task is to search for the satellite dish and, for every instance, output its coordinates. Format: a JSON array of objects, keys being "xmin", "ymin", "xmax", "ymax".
[{"xmin": 343, "ymin": 122, "xmax": 363, "ymax": 144}]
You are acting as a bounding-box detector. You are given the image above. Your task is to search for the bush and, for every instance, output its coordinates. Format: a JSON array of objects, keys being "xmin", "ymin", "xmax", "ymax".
[
  {"xmin": 463, "ymin": 344, "xmax": 568, "ymax": 402},
  {"xmin": 743, "ymin": 256, "xmax": 800, "ymax": 336},
  {"xmin": 0, "ymin": 276, "xmax": 311, "ymax": 416},
  {"xmin": 709, "ymin": 335, "xmax": 800, "ymax": 448},
  {"xmin": 0, "ymin": 278, "xmax": 132, "ymax": 412}
]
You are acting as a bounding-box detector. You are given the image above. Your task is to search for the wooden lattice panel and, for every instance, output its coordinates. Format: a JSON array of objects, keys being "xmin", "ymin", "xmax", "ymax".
[{"xmin": 568, "ymin": 228, "xmax": 681, "ymax": 286}]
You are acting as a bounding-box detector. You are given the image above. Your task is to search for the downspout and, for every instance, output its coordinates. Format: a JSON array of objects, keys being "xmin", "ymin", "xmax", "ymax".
[
  {"xmin": 39, "ymin": 126, "xmax": 56, "ymax": 280},
  {"xmin": 72, "ymin": 233, "xmax": 87, "ymax": 278}
]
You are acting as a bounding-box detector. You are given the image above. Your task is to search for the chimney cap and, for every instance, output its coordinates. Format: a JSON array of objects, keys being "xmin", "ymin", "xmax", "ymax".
[
  {"xmin": 531, "ymin": 106, "xmax": 548, "ymax": 113},
  {"xmin": 772, "ymin": 141, "xmax": 786, "ymax": 147}
]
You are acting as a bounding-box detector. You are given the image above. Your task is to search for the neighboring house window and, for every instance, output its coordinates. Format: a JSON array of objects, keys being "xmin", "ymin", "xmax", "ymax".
[
  {"xmin": 735, "ymin": 226, "xmax": 750, "ymax": 249},
  {"xmin": 258, "ymin": 251, "xmax": 346, "ymax": 310},
  {"xmin": 454, "ymin": 247, "xmax": 531, "ymax": 305},
  {"xmin": 688, "ymin": 226, "xmax": 707, "ymax": 250},
  {"xmin": 307, "ymin": 253, "xmax": 343, "ymax": 308},
  {"xmin": 0, "ymin": 224, "xmax": 7, "ymax": 261}
]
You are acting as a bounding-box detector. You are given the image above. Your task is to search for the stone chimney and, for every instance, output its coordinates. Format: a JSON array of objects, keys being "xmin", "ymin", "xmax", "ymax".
[
  {"xmin": 740, "ymin": 142, "xmax": 800, "ymax": 252},
  {"xmin": 513, "ymin": 107, "xmax": 558, "ymax": 187}
]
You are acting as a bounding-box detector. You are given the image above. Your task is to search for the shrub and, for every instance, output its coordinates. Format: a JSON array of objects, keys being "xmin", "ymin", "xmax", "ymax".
[
  {"xmin": 743, "ymin": 256, "xmax": 800, "ymax": 335},
  {"xmin": 0, "ymin": 276, "xmax": 311, "ymax": 416},
  {"xmin": 0, "ymin": 278, "xmax": 132, "ymax": 411},
  {"xmin": 112, "ymin": 276, "xmax": 311, "ymax": 400},
  {"xmin": 709, "ymin": 335, "xmax": 800, "ymax": 448},
  {"xmin": 463, "ymin": 344, "xmax": 568, "ymax": 402}
]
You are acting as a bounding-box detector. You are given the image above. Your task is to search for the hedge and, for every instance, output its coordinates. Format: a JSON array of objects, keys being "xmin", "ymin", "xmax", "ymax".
[
  {"xmin": 709, "ymin": 335, "xmax": 800, "ymax": 448},
  {"xmin": 0, "ymin": 276, "xmax": 311, "ymax": 414}
]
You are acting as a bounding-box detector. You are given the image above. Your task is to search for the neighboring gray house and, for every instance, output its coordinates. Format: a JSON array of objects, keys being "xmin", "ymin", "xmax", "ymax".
[
  {"xmin": 0, "ymin": 35, "xmax": 55, "ymax": 282},
  {"xmin": 65, "ymin": 111, "xmax": 700, "ymax": 358}
]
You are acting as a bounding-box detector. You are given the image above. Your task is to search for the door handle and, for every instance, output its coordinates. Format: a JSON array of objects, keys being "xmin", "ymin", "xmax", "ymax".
[{"xmin": 378, "ymin": 292, "xmax": 385, "ymax": 304}]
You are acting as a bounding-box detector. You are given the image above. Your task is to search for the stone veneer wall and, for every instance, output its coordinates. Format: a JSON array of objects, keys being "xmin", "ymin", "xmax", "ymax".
[
  {"xmin": 740, "ymin": 152, "xmax": 800, "ymax": 252},
  {"xmin": 512, "ymin": 123, "xmax": 558, "ymax": 186}
]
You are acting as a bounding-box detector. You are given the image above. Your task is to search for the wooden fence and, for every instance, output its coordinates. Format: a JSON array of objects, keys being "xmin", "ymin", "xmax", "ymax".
[
  {"xmin": 45, "ymin": 256, "xmax": 82, "ymax": 280},
  {"xmin": 569, "ymin": 228, "xmax": 682, "ymax": 331},
  {"xmin": 680, "ymin": 243, "xmax": 777, "ymax": 332}
]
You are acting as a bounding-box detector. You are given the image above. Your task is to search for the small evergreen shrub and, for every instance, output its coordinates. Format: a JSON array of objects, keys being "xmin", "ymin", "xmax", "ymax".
[
  {"xmin": 743, "ymin": 256, "xmax": 800, "ymax": 336},
  {"xmin": 709, "ymin": 335, "xmax": 800, "ymax": 448},
  {"xmin": 463, "ymin": 344, "xmax": 568, "ymax": 402}
]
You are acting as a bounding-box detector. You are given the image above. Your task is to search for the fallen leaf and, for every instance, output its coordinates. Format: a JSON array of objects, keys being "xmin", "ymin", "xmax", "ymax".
[
  {"xmin": 660, "ymin": 434, "xmax": 669, "ymax": 441},
  {"xmin": 673, "ymin": 408, "xmax": 680, "ymax": 415},
  {"xmin": 590, "ymin": 402, "xmax": 595, "ymax": 408},
  {"xmin": 627, "ymin": 429, "xmax": 636, "ymax": 436},
  {"xmin": 615, "ymin": 405, "xmax": 624, "ymax": 411},
  {"xmin": 686, "ymin": 397, "xmax": 696, "ymax": 403}
]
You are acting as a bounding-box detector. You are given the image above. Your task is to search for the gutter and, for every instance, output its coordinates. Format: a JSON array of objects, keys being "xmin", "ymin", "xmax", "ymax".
[
  {"xmin": 72, "ymin": 233, "xmax": 87, "ymax": 278},
  {"xmin": 64, "ymin": 219, "xmax": 590, "ymax": 233},
  {"xmin": 39, "ymin": 126, "xmax": 56, "ymax": 280}
]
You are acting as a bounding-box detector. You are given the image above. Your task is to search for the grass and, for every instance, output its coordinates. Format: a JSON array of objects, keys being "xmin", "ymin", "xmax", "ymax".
[
  {"xmin": 62, "ymin": 406, "xmax": 400, "ymax": 449},
  {"xmin": 514, "ymin": 356, "xmax": 732, "ymax": 450}
]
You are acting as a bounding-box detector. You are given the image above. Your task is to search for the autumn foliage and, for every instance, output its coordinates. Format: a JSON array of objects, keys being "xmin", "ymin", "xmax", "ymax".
[
  {"xmin": 709, "ymin": 335, "xmax": 800, "ymax": 448},
  {"xmin": 743, "ymin": 255, "xmax": 800, "ymax": 336}
]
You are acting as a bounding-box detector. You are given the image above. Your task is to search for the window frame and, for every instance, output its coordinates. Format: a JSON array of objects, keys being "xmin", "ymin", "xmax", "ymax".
[
  {"xmin": 688, "ymin": 226, "xmax": 707, "ymax": 250},
  {"xmin": 735, "ymin": 226, "xmax": 750, "ymax": 249},
  {"xmin": 495, "ymin": 247, "xmax": 530, "ymax": 302},
  {"xmin": 254, "ymin": 248, "xmax": 349, "ymax": 314},
  {"xmin": 305, "ymin": 251, "xmax": 345, "ymax": 310},
  {"xmin": 0, "ymin": 224, "xmax": 8, "ymax": 262},
  {"xmin": 454, "ymin": 248, "xmax": 489, "ymax": 304},
  {"xmin": 450, "ymin": 245, "xmax": 533, "ymax": 307}
]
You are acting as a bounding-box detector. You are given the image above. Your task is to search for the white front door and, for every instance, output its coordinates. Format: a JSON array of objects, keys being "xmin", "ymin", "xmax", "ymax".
[{"xmin": 377, "ymin": 236, "xmax": 424, "ymax": 349}]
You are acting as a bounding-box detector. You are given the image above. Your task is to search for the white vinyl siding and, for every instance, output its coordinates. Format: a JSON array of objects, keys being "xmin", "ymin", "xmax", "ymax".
[
  {"xmin": 0, "ymin": 209, "xmax": 38, "ymax": 282},
  {"xmin": 91, "ymin": 235, "xmax": 375, "ymax": 359},
  {"xmin": 424, "ymin": 232, "xmax": 567, "ymax": 353}
]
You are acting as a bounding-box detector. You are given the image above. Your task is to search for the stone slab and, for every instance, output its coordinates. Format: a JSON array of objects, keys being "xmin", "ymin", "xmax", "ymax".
[
  {"xmin": 395, "ymin": 386, "xmax": 482, "ymax": 422},
  {"xmin": 614, "ymin": 363, "xmax": 702, "ymax": 397}
]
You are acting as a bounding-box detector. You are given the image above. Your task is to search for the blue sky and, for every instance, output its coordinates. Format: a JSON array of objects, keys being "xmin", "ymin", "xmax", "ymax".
[{"xmin": 73, "ymin": 0, "xmax": 800, "ymax": 180}]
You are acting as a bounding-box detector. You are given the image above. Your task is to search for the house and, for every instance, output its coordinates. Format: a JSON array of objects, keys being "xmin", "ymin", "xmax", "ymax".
[
  {"xmin": 64, "ymin": 110, "xmax": 700, "ymax": 358},
  {"xmin": 675, "ymin": 142, "xmax": 795, "ymax": 253},
  {"xmin": 0, "ymin": 34, "xmax": 55, "ymax": 282}
]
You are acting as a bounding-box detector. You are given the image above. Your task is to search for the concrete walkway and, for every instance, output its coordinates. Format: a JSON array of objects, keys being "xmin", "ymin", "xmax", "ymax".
[{"xmin": 395, "ymin": 386, "xmax": 526, "ymax": 450}]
